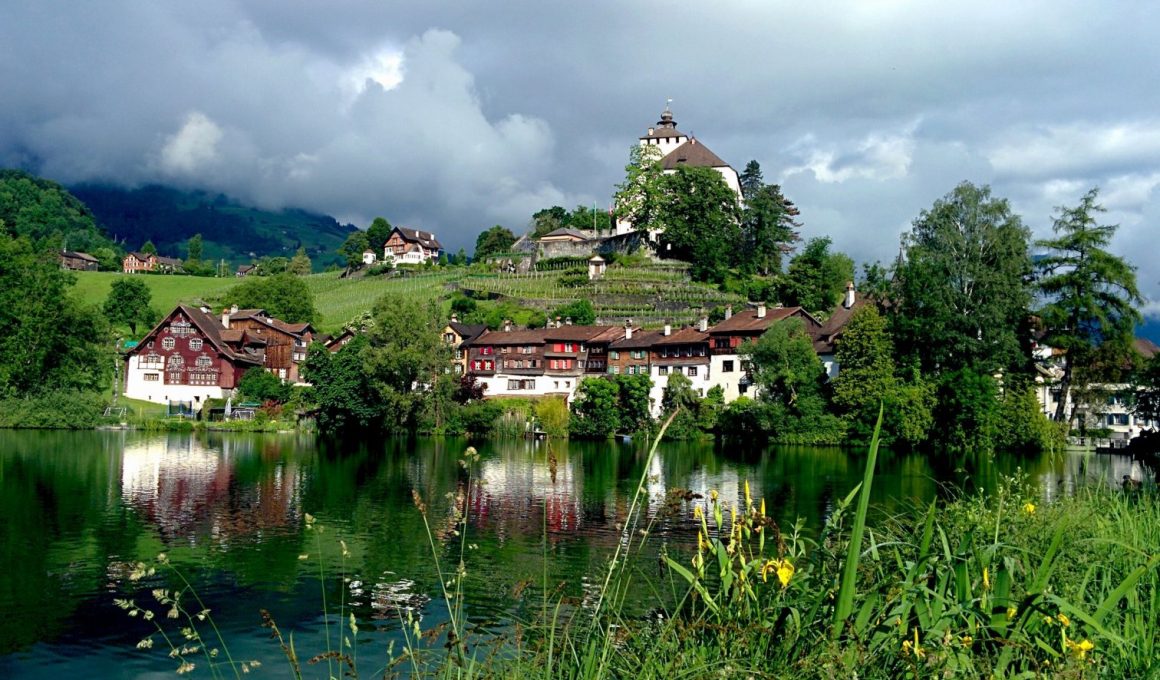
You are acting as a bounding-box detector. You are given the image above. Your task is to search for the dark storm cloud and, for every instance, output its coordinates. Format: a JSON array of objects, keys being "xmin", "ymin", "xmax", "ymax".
[{"xmin": 2, "ymin": 1, "xmax": 1159, "ymax": 310}]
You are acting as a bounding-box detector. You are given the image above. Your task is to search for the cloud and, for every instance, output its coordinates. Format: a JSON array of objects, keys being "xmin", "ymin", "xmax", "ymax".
[
  {"xmin": 159, "ymin": 112, "xmax": 223, "ymax": 175},
  {"xmin": 988, "ymin": 121, "xmax": 1160, "ymax": 181},
  {"xmin": 782, "ymin": 124, "xmax": 918, "ymax": 184}
]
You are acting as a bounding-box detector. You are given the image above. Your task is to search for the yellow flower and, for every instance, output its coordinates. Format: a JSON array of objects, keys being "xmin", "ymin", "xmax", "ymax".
[
  {"xmin": 694, "ymin": 505, "xmax": 703, "ymax": 520},
  {"xmin": 760, "ymin": 498, "xmax": 766, "ymax": 517},
  {"xmin": 960, "ymin": 635, "xmax": 973, "ymax": 648},
  {"xmin": 983, "ymin": 567, "xmax": 990, "ymax": 590},
  {"xmin": 1057, "ymin": 613, "xmax": 1070, "ymax": 628},
  {"xmin": 1065, "ymin": 637, "xmax": 1094, "ymax": 660},
  {"xmin": 901, "ymin": 628, "xmax": 925, "ymax": 659},
  {"xmin": 761, "ymin": 559, "xmax": 794, "ymax": 588},
  {"xmin": 1006, "ymin": 606, "xmax": 1018, "ymax": 620},
  {"xmin": 1023, "ymin": 502, "xmax": 1036, "ymax": 515},
  {"xmin": 710, "ymin": 490, "xmax": 719, "ymax": 503},
  {"xmin": 1043, "ymin": 615, "xmax": 1055, "ymax": 626},
  {"xmin": 744, "ymin": 480, "xmax": 752, "ymax": 508}
]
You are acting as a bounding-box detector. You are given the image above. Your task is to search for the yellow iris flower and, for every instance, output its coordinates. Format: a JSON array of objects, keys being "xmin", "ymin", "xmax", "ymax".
[
  {"xmin": 1023, "ymin": 502, "xmax": 1036, "ymax": 514},
  {"xmin": 761, "ymin": 559, "xmax": 794, "ymax": 588},
  {"xmin": 1065, "ymin": 636, "xmax": 1094, "ymax": 659}
]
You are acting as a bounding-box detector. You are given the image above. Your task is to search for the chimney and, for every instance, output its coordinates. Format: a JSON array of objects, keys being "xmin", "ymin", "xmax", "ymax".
[
  {"xmin": 555, "ymin": 316, "xmax": 562, "ymax": 328},
  {"xmin": 757, "ymin": 303, "xmax": 766, "ymax": 319},
  {"xmin": 698, "ymin": 316, "xmax": 708, "ymax": 332},
  {"xmin": 624, "ymin": 319, "xmax": 633, "ymax": 340},
  {"xmin": 725, "ymin": 305, "xmax": 733, "ymax": 320},
  {"xmin": 844, "ymin": 282, "xmax": 856, "ymax": 309},
  {"xmin": 503, "ymin": 319, "xmax": 513, "ymax": 332},
  {"xmin": 663, "ymin": 322, "xmax": 672, "ymax": 336},
  {"xmin": 221, "ymin": 308, "xmax": 231, "ymax": 329},
  {"xmin": 565, "ymin": 316, "xmax": 573, "ymax": 326},
  {"xmin": 647, "ymin": 127, "xmax": 654, "ymax": 135}
]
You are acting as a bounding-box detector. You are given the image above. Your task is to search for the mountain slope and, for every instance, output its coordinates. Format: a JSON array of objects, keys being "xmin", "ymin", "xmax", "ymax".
[{"xmin": 70, "ymin": 184, "xmax": 356, "ymax": 270}]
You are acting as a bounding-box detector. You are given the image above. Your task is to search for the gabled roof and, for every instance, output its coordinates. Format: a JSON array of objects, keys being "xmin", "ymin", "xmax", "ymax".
[
  {"xmin": 652, "ymin": 326, "xmax": 710, "ymax": 346},
  {"xmin": 469, "ymin": 328, "xmax": 548, "ymax": 346},
  {"xmin": 709, "ymin": 307, "xmax": 813, "ymax": 334},
  {"xmin": 539, "ymin": 228, "xmax": 589, "ymax": 241},
  {"xmin": 543, "ymin": 325, "xmax": 616, "ymax": 342},
  {"xmin": 815, "ymin": 294, "xmax": 869, "ymax": 354},
  {"xmin": 126, "ymin": 251, "xmax": 153, "ymax": 261},
  {"xmin": 131, "ymin": 305, "xmax": 262, "ymax": 366},
  {"xmin": 448, "ymin": 321, "xmax": 487, "ymax": 342},
  {"xmin": 1136, "ymin": 337, "xmax": 1160, "ymax": 359},
  {"xmin": 392, "ymin": 226, "xmax": 443, "ymax": 251},
  {"xmin": 609, "ymin": 330, "xmax": 661, "ymax": 350},
  {"xmin": 61, "ymin": 250, "xmax": 98, "ymax": 262},
  {"xmin": 155, "ymin": 255, "xmax": 182, "ymax": 267},
  {"xmin": 661, "ymin": 139, "xmax": 731, "ymax": 170}
]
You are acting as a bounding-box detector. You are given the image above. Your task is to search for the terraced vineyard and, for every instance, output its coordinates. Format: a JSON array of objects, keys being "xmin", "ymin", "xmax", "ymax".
[{"xmin": 305, "ymin": 271, "xmax": 461, "ymax": 330}]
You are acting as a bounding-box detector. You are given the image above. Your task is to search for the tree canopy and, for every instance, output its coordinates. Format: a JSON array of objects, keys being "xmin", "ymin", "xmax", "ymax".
[
  {"xmin": 366, "ymin": 217, "xmax": 393, "ymax": 253},
  {"xmin": 102, "ymin": 277, "xmax": 158, "ymax": 336},
  {"xmin": 225, "ymin": 273, "xmax": 317, "ymax": 324},
  {"xmin": 653, "ymin": 166, "xmax": 742, "ymax": 282},
  {"xmin": 0, "ymin": 170, "xmax": 111, "ymax": 253},
  {"xmin": 474, "ymin": 225, "xmax": 517, "ymax": 260},
  {"xmin": 780, "ymin": 237, "xmax": 854, "ymax": 313}
]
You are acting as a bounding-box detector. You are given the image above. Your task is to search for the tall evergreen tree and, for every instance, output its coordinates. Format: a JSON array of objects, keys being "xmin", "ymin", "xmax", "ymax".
[
  {"xmin": 781, "ymin": 237, "xmax": 854, "ymax": 312},
  {"xmin": 741, "ymin": 183, "xmax": 801, "ymax": 275},
  {"xmin": 366, "ymin": 217, "xmax": 393, "ymax": 252},
  {"xmin": 739, "ymin": 160, "xmax": 764, "ymax": 202},
  {"xmin": 1035, "ymin": 188, "xmax": 1142, "ymax": 424}
]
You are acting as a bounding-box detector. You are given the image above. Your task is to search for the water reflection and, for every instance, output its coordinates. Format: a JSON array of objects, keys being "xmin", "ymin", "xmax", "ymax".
[{"xmin": 0, "ymin": 430, "xmax": 1150, "ymax": 678}]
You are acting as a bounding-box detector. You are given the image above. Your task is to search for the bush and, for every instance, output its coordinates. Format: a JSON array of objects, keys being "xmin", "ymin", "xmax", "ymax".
[
  {"xmin": 534, "ymin": 396, "xmax": 570, "ymax": 438},
  {"xmin": 558, "ymin": 270, "xmax": 589, "ymax": 288},
  {"xmin": 0, "ymin": 391, "xmax": 108, "ymax": 429},
  {"xmin": 237, "ymin": 368, "xmax": 292, "ymax": 403}
]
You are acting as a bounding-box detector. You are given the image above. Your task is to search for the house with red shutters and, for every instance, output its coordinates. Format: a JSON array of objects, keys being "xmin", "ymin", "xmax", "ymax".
[
  {"xmin": 384, "ymin": 227, "xmax": 442, "ymax": 264},
  {"xmin": 122, "ymin": 251, "xmax": 182, "ymax": 274}
]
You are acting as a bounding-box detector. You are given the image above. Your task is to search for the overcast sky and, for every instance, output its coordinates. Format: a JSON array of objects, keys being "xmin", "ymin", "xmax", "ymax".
[{"xmin": 2, "ymin": 1, "xmax": 1158, "ymax": 315}]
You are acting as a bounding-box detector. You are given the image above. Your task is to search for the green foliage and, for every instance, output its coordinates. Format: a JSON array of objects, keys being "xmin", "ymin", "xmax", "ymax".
[
  {"xmin": 741, "ymin": 182, "xmax": 801, "ymax": 275},
  {"xmin": 289, "ymin": 246, "xmax": 313, "ymax": 276},
  {"xmin": 0, "ymin": 390, "xmax": 108, "ymax": 428},
  {"xmin": 531, "ymin": 206, "xmax": 569, "ymax": 237},
  {"xmin": 102, "ymin": 277, "xmax": 158, "ymax": 336},
  {"xmin": 892, "ymin": 182, "xmax": 1034, "ymax": 376},
  {"xmin": 185, "ymin": 233, "xmax": 203, "ymax": 264},
  {"xmin": 612, "ymin": 144, "xmax": 666, "ymax": 232},
  {"xmin": 932, "ymin": 367, "xmax": 1000, "ymax": 454},
  {"xmin": 359, "ymin": 295, "xmax": 450, "ymax": 431},
  {"xmin": 0, "ymin": 170, "xmax": 112, "ymax": 253},
  {"xmin": 338, "ymin": 230, "xmax": 370, "ymax": 270},
  {"xmin": 1136, "ymin": 353, "xmax": 1160, "ymax": 425},
  {"xmin": 654, "ymin": 166, "xmax": 742, "ymax": 283},
  {"xmin": 225, "ymin": 273, "xmax": 317, "ymax": 324},
  {"xmin": 534, "ymin": 396, "xmax": 570, "ymax": 438},
  {"xmin": 0, "ymin": 234, "xmax": 111, "ymax": 399},
  {"xmin": 474, "ymin": 225, "xmax": 517, "ymax": 260},
  {"xmin": 301, "ymin": 338, "xmax": 381, "ymax": 433},
  {"xmin": 550, "ymin": 299, "xmax": 595, "ymax": 326},
  {"xmin": 615, "ymin": 373, "xmax": 653, "ymax": 433},
  {"xmin": 781, "ymin": 237, "xmax": 854, "ymax": 313},
  {"xmin": 744, "ymin": 318, "xmax": 842, "ymax": 441},
  {"xmin": 660, "ymin": 372, "xmax": 703, "ymax": 439},
  {"xmin": 557, "ymin": 269, "xmax": 589, "ymax": 288},
  {"xmin": 994, "ymin": 384, "xmax": 1067, "ymax": 453},
  {"xmin": 718, "ymin": 396, "xmax": 765, "ymax": 439},
  {"xmin": 1035, "ymin": 188, "xmax": 1143, "ymax": 423},
  {"xmin": 366, "ymin": 217, "xmax": 393, "ymax": 253},
  {"xmin": 237, "ymin": 368, "xmax": 292, "ymax": 403},
  {"xmin": 569, "ymin": 378, "xmax": 621, "ymax": 438},
  {"xmin": 140, "ymin": 239, "xmax": 157, "ymax": 255}
]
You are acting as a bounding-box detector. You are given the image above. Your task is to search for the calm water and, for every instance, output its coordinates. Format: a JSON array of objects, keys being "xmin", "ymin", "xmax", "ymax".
[{"xmin": 0, "ymin": 430, "xmax": 1143, "ymax": 677}]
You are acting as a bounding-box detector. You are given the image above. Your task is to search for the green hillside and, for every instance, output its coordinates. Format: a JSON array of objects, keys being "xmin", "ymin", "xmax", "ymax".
[{"xmin": 69, "ymin": 184, "xmax": 356, "ymax": 270}]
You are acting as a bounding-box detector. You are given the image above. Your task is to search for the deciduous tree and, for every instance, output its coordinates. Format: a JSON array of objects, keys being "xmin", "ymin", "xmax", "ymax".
[
  {"xmin": 289, "ymin": 246, "xmax": 313, "ymax": 276},
  {"xmin": 473, "ymin": 225, "xmax": 516, "ymax": 261},
  {"xmin": 226, "ymin": 273, "xmax": 316, "ymax": 324},
  {"xmin": 781, "ymin": 237, "xmax": 854, "ymax": 313},
  {"xmin": 102, "ymin": 277, "xmax": 157, "ymax": 336},
  {"xmin": 366, "ymin": 217, "xmax": 393, "ymax": 253},
  {"xmin": 654, "ymin": 166, "xmax": 742, "ymax": 283},
  {"xmin": 569, "ymin": 377, "xmax": 621, "ymax": 437}
]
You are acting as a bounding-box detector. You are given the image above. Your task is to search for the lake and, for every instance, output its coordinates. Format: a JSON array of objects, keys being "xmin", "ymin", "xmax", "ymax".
[{"xmin": 0, "ymin": 430, "xmax": 1144, "ymax": 678}]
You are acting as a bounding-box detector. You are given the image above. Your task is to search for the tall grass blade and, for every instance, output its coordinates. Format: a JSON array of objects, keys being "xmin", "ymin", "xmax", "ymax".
[{"xmin": 832, "ymin": 402, "xmax": 883, "ymax": 638}]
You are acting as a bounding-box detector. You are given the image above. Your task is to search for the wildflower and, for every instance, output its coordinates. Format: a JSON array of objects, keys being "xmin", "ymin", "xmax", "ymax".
[
  {"xmin": 744, "ymin": 480, "xmax": 752, "ymax": 508},
  {"xmin": 983, "ymin": 567, "xmax": 990, "ymax": 590},
  {"xmin": 1006, "ymin": 606, "xmax": 1018, "ymax": 620},
  {"xmin": 960, "ymin": 635, "xmax": 973, "ymax": 648},
  {"xmin": 901, "ymin": 628, "xmax": 925, "ymax": 659},
  {"xmin": 760, "ymin": 498, "xmax": 766, "ymax": 517},
  {"xmin": 694, "ymin": 505, "xmax": 703, "ymax": 520},
  {"xmin": 304, "ymin": 513, "xmax": 315, "ymax": 527},
  {"xmin": 298, "ymin": 554, "xmax": 309, "ymax": 560},
  {"xmin": 137, "ymin": 637, "xmax": 154, "ymax": 649},
  {"xmin": 1023, "ymin": 502, "xmax": 1036, "ymax": 515},
  {"xmin": 761, "ymin": 559, "xmax": 794, "ymax": 588},
  {"xmin": 1057, "ymin": 613, "xmax": 1070, "ymax": 628},
  {"xmin": 176, "ymin": 661, "xmax": 195, "ymax": 675},
  {"xmin": 1043, "ymin": 615, "xmax": 1055, "ymax": 626},
  {"xmin": 1065, "ymin": 637, "xmax": 1094, "ymax": 660},
  {"xmin": 341, "ymin": 540, "xmax": 351, "ymax": 558},
  {"xmin": 710, "ymin": 490, "xmax": 719, "ymax": 503}
]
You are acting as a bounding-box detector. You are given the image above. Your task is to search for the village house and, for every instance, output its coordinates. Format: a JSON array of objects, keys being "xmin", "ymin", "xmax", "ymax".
[
  {"xmin": 123, "ymin": 305, "xmax": 265, "ymax": 405},
  {"xmin": 221, "ymin": 306, "xmax": 314, "ymax": 383},
  {"xmin": 648, "ymin": 322, "xmax": 713, "ymax": 412},
  {"xmin": 384, "ymin": 226, "xmax": 442, "ymax": 264},
  {"xmin": 235, "ymin": 264, "xmax": 256, "ymax": 277},
  {"xmin": 59, "ymin": 250, "xmax": 99, "ymax": 271},
  {"xmin": 442, "ymin": 316, "xmax": 487, "ymax": 375},
  {"xmin": 814, "ymin": 283, "xmax": 865, "ymax": 379},
  {"xmin": 123, "ymin": 251, "xmax": 182, "ymax": 274},
  {"xmin": 707, "ymin": 303, "xmax": 822, "ymax": 401}
]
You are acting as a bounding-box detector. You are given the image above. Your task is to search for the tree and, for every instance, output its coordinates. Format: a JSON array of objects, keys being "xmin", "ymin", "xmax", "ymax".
[
  {"xmin": 615, "ymin": 374, "xmax": 653, "ymax": 433},
  {"xmin": 1035, "ymin": 188, "xmax": 1143, "ymax": 424},
  {"xmin": 741, "ymin": 183, "xmax": 801, "ymax": 275},
  {"xmin": 366, "ymin": 217, "xmax": 393, "ymax": 253},
  {"xmin": 186, "ymin": 233, "xmax": 203, "ymax": 264},
  {"xmin": 744, "ymin": 317, "xmax": 842, "ymax": 440},
  {"xmin": 0, "ymin": 170, "xmax": 109, "ymax": 251},
  {"xmin": 781, "ymin": 237, "xmax": 854, "ymax": 312},
  {"xmin": 0, "ymin": 233, "xmax": 110, "ymax": 398},
  {"xmin": 1135, "ymin": 353, "xmax": 1160, "ymax": 427},
  {"xmin": 474, "ymin": 225, "xmax": 516, "ymax": 261},
  {"xmin": 301, "ymin": 337, "xmax": 382, "ymax": 433},
  {"xmin": 102, "ymin": 277, "xmax": 157, "ymax": 336},
  {"xmin": 531, "ymin": 206, "xmax": 568, "ymax": 237},
  {"xmin": 738, "ymin": 160, "xmax": 764, "ymax": 202},
  {"xmin": 361, "ymin": 294, "xmax": 450, "ymax": 430},
  {"xmin": 237, "ymin": 367, "xmax": 291, "ymax": 403},
  {"xmin": 612, "ymin": 144, "xmax": 666, "ymax": 232},
  {"xmin": 566, "ymin": 204, "xmax": 613, "ymax": 233},
  {"xmin": 338, "ymin": 231, "xmax": 370, "ymax": 270},
  {"xmin": 891, "ymin": 182, "xmax": 1034, "ymax": 376},
  {"xmin": 550, "ymin": 300, "xmax": 596, "ymax": 326},
  {"xmin": 289, "ymin": 246, "xmax": 313, "ymax": 276},
  {"xmin": 653, "ymin": 166, "xmax": 742, "ymax": 282},
  {"xmin": 569, "ymin": 377, "xmax": 621, "ymax": 437},
  {"xmin": 140, "ymin": 240, "xmax": 157, "ymax": 256},
  {"xmin": 660, "ymin": 372, "xmax": 703, "ymax": 439},
  {"xmin": 226, "ymin": 273, "xmax": 316, "ymax": 323}
]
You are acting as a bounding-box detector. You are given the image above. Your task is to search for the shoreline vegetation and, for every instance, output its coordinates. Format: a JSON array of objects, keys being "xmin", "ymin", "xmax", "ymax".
[{"xmin": 116, "ymin": 416, "xmax": 1160, "ymax": 678}]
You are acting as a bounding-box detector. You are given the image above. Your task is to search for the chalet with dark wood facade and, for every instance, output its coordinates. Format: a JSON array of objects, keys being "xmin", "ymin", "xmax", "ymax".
[
  {"xmin": 384, "ymin": 227, "xmax": 442, "ymax": 263},
  {"xmin": 222, "ymin": 307, "xmax": 314, "ymax": 383},
  {"xmin": 60, "ymin": 250, "xmax": 99, "ymax": 271}
]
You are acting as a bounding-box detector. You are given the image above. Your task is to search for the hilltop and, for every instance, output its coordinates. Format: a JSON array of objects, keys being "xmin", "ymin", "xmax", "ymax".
[{"xmin": 69, "ymin": 184, "xmax": 356, "ymax": 270}]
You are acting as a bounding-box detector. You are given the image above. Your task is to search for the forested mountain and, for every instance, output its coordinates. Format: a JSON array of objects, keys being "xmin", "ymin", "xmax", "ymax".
[
  {"xmin": 70, "ymin": 184, "xmax": 356, "ymax": 270},
  {"xmin": 0, "ymin": 170, "xmax": 113, "ymax": 253}
]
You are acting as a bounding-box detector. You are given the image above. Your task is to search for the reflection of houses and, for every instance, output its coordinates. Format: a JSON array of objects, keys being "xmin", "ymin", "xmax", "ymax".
[{"xmin": 59, "ymin": 250, "xmax": 99, "ymax": 271}]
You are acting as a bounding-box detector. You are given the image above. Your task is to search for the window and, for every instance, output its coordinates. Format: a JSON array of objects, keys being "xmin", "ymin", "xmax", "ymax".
[
  {"xmin": 520, "ymin": 345, "xmax": 533, "ymax": 354},
  {"xmin": 481, "ymin": 346, "xmax": 493, "ymax": 355},
  {"xmin": 147, "ymin": 340, "xmax": 155, "ymax": 348},
  {"xmin": 189, "ymin": 372, "xmax": 217, "ymax": 386},
  {"xmin": 687, "ymin": 367, "xmax": 698, "ymax": 377},
  {"xmin": 609, "ymin": 351, "xmax": 620, "ymax": 360},
  {"xmin": 506, "ymin": 379, "xmax": 535, "ymax": 390},
  {"xmin": 1106, "ymin": 414, "xmax": 1129, "ymax": 426},
  {"xmin": 484, "ymin": 360, "xmax": 493, "ymax": 371},
  {"xmin": 472, "ymin": 360, "xmax": 482, "ymax": 371},
  {"xmin": 162, "ymin": 337, "xmax": 175, "ymax": 350},
  {"xmin": 443, "ymin": 332, "xmax": 456, "ymax": 343},
  {"xmin": 723, "ymin": 360, "xmax": 734, "ymax": 373},
  {"xmin": 170, "ymin": 320, "xmax": 194, "ymax": 336},
  {"xmin": 658, "ymin": 366, "xmax": 668, "ymax": 376},
  {"xmin": 672, "ymin": 366, "xmax": 682, "ymax": 375},
  {"xmin": 167, "ymin": 355, "xmax": 184, "ymax": 368},
  {"xmin": 455, "ymin": 349, "xmax": 463, "ymax": 359},
  {"xmin": 589, "ymin": 346, "xmax": 604, "ymax": 355},
  {"xmin": 139, "ymin": 353, "xmax": 163, "ymax": 368},
  {"xmin": 195, "ymin": 355, "xmax": 213, "ymax": 369},
  {"xmin": 631, "ymin": 350, "xmax": 646, "ymax": 360},
  {"xmin": 144, "ymin": 373, "xmax": 159, "ymax": 382},
  {"xmin": 502, "ymin": 346, "xmax": 511, "ymax": 353},
  {"xmin": 279, "ymin": 369, "xmax": 288, "ymax": 379},
  {"xmin": 696, "ymin": 346, "xmax": 706, "ymax": 356},
  {"xmin": 714, "ymin": 338, "xmax": 730, "ymax": 349},
  {"xmin": 189, "ymin": 338, "xmax": 203, "ymax": 351},
  {"xmin": 612, "ymin": 366, "xmax": 621, "ymax": 375}
]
